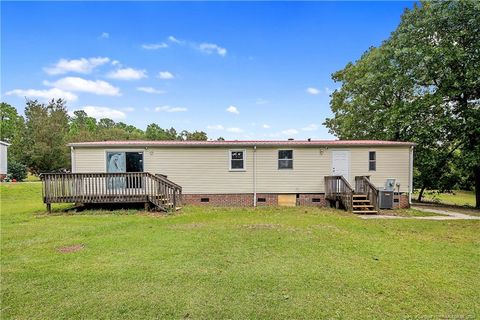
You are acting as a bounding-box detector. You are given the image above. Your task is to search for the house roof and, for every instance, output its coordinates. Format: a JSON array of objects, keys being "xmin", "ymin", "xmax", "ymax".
[
  {"xmin": 68, "ymin": 140, "xmax": 415, "ymax": 148},
  {"xmin": 0, "ymin": 141, "xmax": 10, "ymax": 146}
]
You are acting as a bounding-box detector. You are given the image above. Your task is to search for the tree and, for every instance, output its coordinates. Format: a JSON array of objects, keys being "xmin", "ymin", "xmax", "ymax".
[
  {"xmin": 145, "ymin": 124, "xmax": 177, "ymax": 140},
  {"xmin": 0, "ymin": 102, "xmax": 27, "ymax": 163},
  {"xmin": 24, "ymin": 99, "xmax": 70, "ymax": 173},
  {"xmin": 0, "ymin": 103, "xmax": 24, "ymax": 142},
  {"xmin": 183, "ymin": 130, "xmax": 208, "ymax": 141},
  {"xmin": 324, "ymin": 0, "xmax": 480, "ymax": 207}
]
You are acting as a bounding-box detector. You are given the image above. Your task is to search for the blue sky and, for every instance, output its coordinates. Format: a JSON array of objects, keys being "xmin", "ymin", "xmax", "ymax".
[{"xmin": 1, "ymin": 1, "xmax": 413, "ymax": 140}]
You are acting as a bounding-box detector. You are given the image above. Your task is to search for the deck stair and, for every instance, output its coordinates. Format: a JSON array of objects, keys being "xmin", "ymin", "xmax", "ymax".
[
  {"xmin": 325, "ymin": 175, "xmax": 379, "ymax": 214},
  {"xmin": 352, "ymin": 194, "xmax": 378, "ymax": 214}
]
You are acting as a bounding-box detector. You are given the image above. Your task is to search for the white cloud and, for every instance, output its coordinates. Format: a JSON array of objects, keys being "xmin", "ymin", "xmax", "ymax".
[
  {"xmin": 168, "ymin": 36, "xmax": 227, "ymax": 57},
  {"xmin": 154, "ymin": 105, "xmax": 187, "ymax": 113},
  {"xmin": 158, "ymin": 71, "xmax": 174, "ymax": 79},
  {"xmin": 302, "ymin": 124, "xmax": 318, "ymax": 131},
  {"xmin": 207, "ymin": 124, "xmax": 225, "ymax": 130},
  {"xmin": 262, "ymin": 124, "xmax": 270, "ymax": 129},
  {"xmin": 198, "ymin": 43, "xmax": 227, "ymax": 57},
  {"xmin": 281, "ymin": 129, "xmax": 299, "ymax": 136},
  {"xmin": 44, "ymin": 77, "xmax": 120, "ymax": 96},
  {"xmin": 111, "ymin": 60, "xmax": 120, "ymax": 66},
  {"xmin": 80, "ymin": 106, "xmax": 126, "ymax": 120},
  {"xmin": 226, "ymin": 127, "xmax": 243, "ymax": 133},
  {"xmin": 324, "ymin": 87, "xmax": 333, "ymax": 95},
  {"xmin": 306, "ymin": 87, "xmax": 320, "ymax": 95},
  {"xmin": 44, "ymin": 57, "xmax": 110, "ymax": 75},
  {"xmin": 136, "ymin": 87, "xmax": 165, "ymax": 94},
  {"xmin": 256, "ymin": 98, "xmax": 269, "ymax": 105},
  {"xmin": 107, "ymin": 68, "xmax": 147, "ymax": 80},
  {"xmin": 5, "ymin": 88, "xmax": 78, "ymax": 102},
  {"xmin": 142, "ymin": 43, "xmax": 168, "ymax": 50},
  {"xmin": 226, "ymin": 105, "xmax": 239, "ymax": 114},
  {"xmin": 100, "ymin": 32, "xmax": 109, "ymax": 39},
  {"xmin": 168, "ymin": 35, "xmax": 184, "ymax": 44}
]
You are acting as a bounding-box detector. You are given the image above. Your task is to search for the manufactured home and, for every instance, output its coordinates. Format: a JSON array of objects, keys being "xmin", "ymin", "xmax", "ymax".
[{"xmin": 41, "ymin": 140, "xmax": 414, "ymax": 213}]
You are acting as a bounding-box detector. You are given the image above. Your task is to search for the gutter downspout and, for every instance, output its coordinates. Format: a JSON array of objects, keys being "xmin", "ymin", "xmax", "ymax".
[
  {"xmin": 71, "ymin": 146, "xmax": 75, "ymax": 173},
  {"xmin": 253, "ymin": 145, "xmax": 257, "ymax": 207},
  {"xmin": 409, "ymin": 146, "xmax": 414, "ymax": 204}
]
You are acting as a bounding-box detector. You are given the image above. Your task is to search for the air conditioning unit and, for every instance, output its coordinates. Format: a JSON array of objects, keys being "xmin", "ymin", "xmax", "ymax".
[{"xmin": 379, "ymin": 191, "xmax": 394, "ymax": 209}]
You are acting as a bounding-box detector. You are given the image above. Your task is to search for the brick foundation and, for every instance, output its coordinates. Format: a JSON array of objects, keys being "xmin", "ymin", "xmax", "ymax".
[
  {"xmin": 0, "ymin": 174, "xmax": 6, "ymax": 182},
  {"xmin": 182, "ymin": 193, "xmax": 326, "ymax": 207},
  {"xmin": 393, "ymin": 193, "xmax": 410, "ymax": 209},
  {"xmin": 296, "ymin": 194, "xmax": 327, "ymax": 207},
  {"xmin": 182, "ymin": 193, "xmax": 410, "ymax": 209}
]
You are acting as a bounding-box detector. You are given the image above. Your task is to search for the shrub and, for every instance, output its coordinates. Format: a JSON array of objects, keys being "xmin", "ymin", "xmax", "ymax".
[{"xmin": 7, "ymin": 161, "xmax": 28, "ymax": 181}]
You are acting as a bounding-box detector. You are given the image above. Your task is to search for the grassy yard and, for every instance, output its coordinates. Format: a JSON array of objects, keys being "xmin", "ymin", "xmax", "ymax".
[
  {"xmin": 413, "ymin": 189, "xmax": 476, "ymax": 207},
  {"xmin": 1, "ymin": 183, "xmax": 479, "ymax": 319}
]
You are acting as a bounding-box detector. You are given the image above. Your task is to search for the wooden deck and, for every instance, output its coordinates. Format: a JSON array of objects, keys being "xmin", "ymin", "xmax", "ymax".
[
  {"xmin": 40, "ymin": 172, "xmax": 182, "ymax": 212},
  {"xmin": 325, "ymin": 175, "xmax": 379, "ymax": 214}
]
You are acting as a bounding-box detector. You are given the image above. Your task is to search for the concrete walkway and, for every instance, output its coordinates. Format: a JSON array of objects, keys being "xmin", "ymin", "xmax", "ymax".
[{"xmin": 359, "ymin": 206, "xmax": 480, "ymax": 220}]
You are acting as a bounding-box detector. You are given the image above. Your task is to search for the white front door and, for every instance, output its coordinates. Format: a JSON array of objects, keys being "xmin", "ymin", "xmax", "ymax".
[{"xmin": 331, "ymin": 151, "xmax": 350, "ymax": 180}]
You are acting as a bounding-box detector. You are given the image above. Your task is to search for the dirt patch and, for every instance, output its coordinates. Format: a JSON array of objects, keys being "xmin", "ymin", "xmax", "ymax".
[
  {"xmin": 169, "ymin": 223, "xmax": 207, "ymax": 229},
  {"xmin": 56, "ymin": 244, "xmax": 85, "ymax": 253},
  {"xmin": 243, "ymin": 223, "xmax": 282, "ymax": 229}
]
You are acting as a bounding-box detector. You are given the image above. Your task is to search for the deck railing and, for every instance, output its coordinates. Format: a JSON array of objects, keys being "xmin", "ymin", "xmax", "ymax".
[
  {"xmin": 324, "ymin": 175, "xmax": 354, "ymax": 211},
  {"xmin": 355, "ymin": 176, "xmax": 379, "ymax": 212},
  {"xmin": 40, "ymin": 172, "xmax": 182, "ymax": 212}
]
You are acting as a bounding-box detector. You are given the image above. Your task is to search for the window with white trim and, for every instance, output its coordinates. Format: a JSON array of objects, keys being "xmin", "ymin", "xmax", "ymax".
[
  {"xmin": 369, "ymin": 151, "xmax": 376, "ymax": 171},
  {"xmin": 230, "ymin": 150, "xmax": 245, "ymax": 170},
  {"xmin": 278, "ymin": 150, "xmax": 293, "ymax": 169}
]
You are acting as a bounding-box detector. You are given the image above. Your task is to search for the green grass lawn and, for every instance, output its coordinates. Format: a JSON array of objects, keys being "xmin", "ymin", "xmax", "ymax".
[
  {"xmin": 413, "ymin": 189, "xmax": 476, "ymax": 207},
  {"xmin": 1, "ymin": 183, "xmax": 479, "ymax": 319}
]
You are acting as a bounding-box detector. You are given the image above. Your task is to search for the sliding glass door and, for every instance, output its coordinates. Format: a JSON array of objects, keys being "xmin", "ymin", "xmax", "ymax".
[{"xmin": 106, "ymin": 152, "xmax": 143, "ymax": 189}]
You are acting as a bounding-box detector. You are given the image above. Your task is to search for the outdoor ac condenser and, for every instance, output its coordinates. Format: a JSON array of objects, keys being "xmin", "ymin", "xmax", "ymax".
[
  {"xmin": 379, "ymin": 191, "xmax": 394, "ymax": 209},
  {"xmin": 379, "ymin": 178, "xmax": 396, "ymax": 209}
]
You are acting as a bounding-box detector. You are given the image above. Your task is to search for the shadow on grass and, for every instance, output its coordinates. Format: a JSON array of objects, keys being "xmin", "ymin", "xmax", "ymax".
[{"xmin": 35, "ymin": 203, "xmax": 154, "ymax": 217}]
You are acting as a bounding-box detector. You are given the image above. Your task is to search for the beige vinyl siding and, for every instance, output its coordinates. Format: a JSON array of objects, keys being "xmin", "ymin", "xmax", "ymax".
[
  {"xmin": 144, "ymin": 147, "xmax": 254, "ymax": 194},
  {"xmin": 349, "ymin": 147, "xmax": 410, "ymax": 192},
  {"xmin": 73, "ymin": 148, "xmax": 106, "ymax": 173},
  {"xmin": 72, "ymin": 145, "xmax": 411, "ymax": 194},
  {"xmin": 255, "ymin": 148, "xmax": 329, "ymax": 193}
]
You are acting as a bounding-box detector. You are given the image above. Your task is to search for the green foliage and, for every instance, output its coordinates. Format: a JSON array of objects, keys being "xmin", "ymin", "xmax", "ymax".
[
  {"xmin": 23, "ymin": 99, "xmax": 70, "ymax": 173},
  {"xmin": 0, "ymin": 103, "xmax": 23, "ymax": 142},
  {"xmin": 325, "ymin": 0, "xmax": 480, "ymax": 206},
  {"xmin": 6, "ymin": 160, "xmax": 27, "ymax": 181}
]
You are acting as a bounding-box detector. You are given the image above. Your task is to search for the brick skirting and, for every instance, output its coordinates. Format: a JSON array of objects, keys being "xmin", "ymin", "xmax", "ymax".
[{"xmin": 182, "ymin": 192, "xmax": 410, "ymax": 209}]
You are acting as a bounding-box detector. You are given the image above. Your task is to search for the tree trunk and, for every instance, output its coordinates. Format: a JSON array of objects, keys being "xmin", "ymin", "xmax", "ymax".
[
  {"xmin": 417, "ymin": 185, "xmax": 426, "ymax": 202},
  {"xmin": 475, "ymin": 165, "xmax": 480, "ymax": 209}
]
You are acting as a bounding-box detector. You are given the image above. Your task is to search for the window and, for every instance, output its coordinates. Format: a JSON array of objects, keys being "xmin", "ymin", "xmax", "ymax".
[
  {"xmin": 369, "ymin": 151, "xmax": 376, "ymax": 171},
  {"xmin": 201, "ymin": 198, "xmax": 210, "ymax": 203},
  {"xmin": 312, "ymin": 198, "xmax": 321, "ymax": 203},
  {"xmin": 230, "ymin": 150, "xmax": 245, "ymax": 170},
  {"xmin": 278, "ymin": 150, "xmax": 293, "ymax": 169},
  {"xmin": 106, "ymin": 152, "xmax": 144, "ymax": 189},
  {"xmin": 257, "ymin": 198, "xmax": 266, "ymax": 203}
]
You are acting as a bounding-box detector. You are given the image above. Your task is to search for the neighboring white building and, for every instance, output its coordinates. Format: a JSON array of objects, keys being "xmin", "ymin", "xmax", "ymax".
[{"xmin": 0, "ymin": 141, "xmax": 10, "ymax": 180}]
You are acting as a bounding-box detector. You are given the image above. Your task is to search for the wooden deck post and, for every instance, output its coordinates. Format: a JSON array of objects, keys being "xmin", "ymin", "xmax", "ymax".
[
  {"xmin": 144, "ymin": 202, "xmax": 150, "ymax": 211},
  {"xmin": 46, "ymin": 203, "xmax": 51, "ymax": 213}
]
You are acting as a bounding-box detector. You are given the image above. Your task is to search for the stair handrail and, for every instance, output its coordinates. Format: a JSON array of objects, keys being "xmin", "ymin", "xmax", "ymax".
[
  {"xmin": 355, "ymin": 176, "xmax": 379, "ymax": 212},
  {"xmin": 149, "ymin": 173, "xmax": 182, "ymax": 211},
  {"xmin": 324, "ymin": 175, "xmax": 354, "ymax": 211}
]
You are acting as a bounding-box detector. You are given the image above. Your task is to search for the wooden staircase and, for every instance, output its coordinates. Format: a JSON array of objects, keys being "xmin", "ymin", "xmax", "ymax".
[
  {"xmin": 352, "ymin": 194, "xmax": 378, "ymax": 214},
  {"xmin": 325, "ymin": 175, "xmax": 380, "ymax": 215}
]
